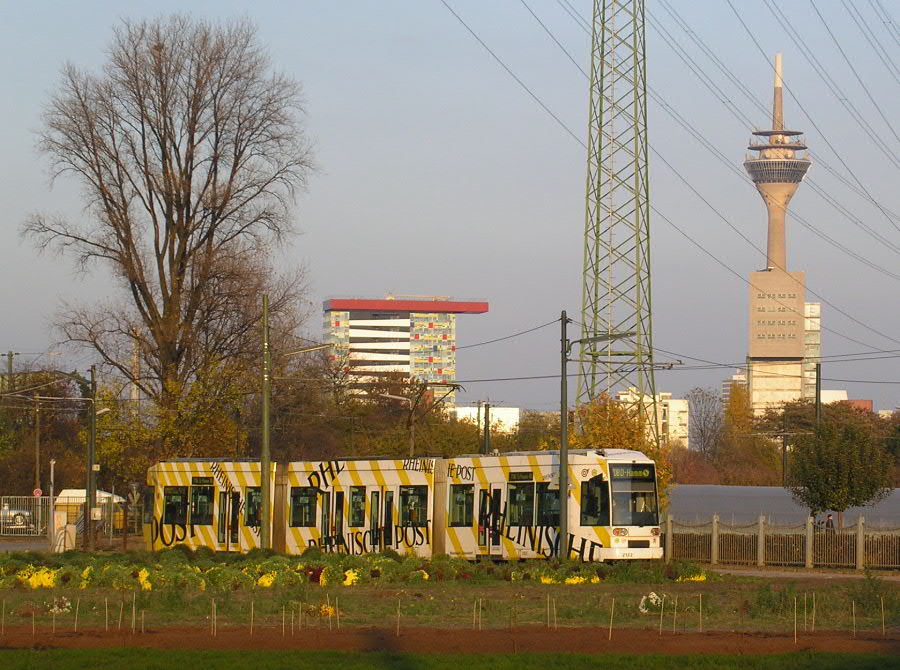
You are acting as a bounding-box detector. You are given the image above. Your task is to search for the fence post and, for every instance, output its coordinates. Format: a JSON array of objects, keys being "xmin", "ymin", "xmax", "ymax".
[
  {"xmin": 711, "ymin": 514, "xmax": 719, "ymax": 565},
  {"xmin": 856, "ymin": 516, "xmax": 865, "ymax": 571},
  {"xmin": 757, "ymin": 515, "xmax": 766, "ymax": 567},
  {"xmin": 665, "ymin": 513, "xmax": 673, "ymax": 563},
  {"xmin": 805, "ymin": 516, "xmax": 814, "ymax": 569}
]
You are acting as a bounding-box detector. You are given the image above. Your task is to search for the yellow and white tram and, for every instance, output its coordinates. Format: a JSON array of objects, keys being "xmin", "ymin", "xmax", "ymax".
[{"xmin": 143, "ymin": 449, "xmax": 662, "ymax": 561}]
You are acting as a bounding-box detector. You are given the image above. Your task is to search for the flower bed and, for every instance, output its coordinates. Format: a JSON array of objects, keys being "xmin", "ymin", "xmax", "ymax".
[{"xmin": 0, "ymin": 548, "xmax": 713, "ymax": 592}]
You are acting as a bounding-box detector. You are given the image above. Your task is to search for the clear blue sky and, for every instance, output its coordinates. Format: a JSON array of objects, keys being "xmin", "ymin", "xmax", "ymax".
[{"xmin": 2, "ymin": 1, "xmax": 900, "ymax": 410}]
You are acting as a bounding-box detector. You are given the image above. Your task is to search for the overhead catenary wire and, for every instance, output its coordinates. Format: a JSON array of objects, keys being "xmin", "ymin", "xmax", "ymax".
[{"xmin": 457, "ymin": 318, "xmax": 559, "ymax": 350}]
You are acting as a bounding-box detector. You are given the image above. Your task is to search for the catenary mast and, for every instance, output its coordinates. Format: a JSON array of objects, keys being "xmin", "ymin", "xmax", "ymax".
[{"xmin": 577, "ymin": 0, "xmax": 658, "ymax": 437}]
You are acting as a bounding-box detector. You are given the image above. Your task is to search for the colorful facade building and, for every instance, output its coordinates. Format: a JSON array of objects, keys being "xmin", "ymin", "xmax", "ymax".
[{"xmin": 323, "ymin": 297, "xmax": 489, "ymax": 404}]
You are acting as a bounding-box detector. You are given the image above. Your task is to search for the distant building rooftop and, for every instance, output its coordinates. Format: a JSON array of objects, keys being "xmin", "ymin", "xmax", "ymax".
[{"xmin": 323, "ymin": 298, "xmax": 488, "ymax": 314}]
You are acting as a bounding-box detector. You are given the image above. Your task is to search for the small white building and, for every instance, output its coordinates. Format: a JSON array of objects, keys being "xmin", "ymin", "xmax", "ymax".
[
  {"xmin": 616, "ymin": 388, "xmax": 689, "ymax": 449},
  {"xmin": 452, "ymin": 405, "xmax": 520, "ymax": 433}
]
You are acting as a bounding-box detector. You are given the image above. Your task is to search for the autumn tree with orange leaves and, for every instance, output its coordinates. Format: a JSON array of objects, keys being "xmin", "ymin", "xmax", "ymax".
[{"xmin": 570, "ymin": 392, "xmax": 673, "ymax": 510}]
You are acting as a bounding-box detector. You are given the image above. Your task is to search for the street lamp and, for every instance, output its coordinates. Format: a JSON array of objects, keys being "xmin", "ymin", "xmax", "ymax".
[
  {"xmin": 558, "ymin": 310, "xmax": 635, "ymax": 559},
  {"xmin": 260, "ymin": 294, "xmax": 332, "ymax": 550}
]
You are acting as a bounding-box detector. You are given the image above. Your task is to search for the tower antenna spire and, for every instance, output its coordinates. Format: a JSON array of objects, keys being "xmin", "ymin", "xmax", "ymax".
[{"xmin": 773, "ymin": 53, "xmax": 783, "ymax": 131}]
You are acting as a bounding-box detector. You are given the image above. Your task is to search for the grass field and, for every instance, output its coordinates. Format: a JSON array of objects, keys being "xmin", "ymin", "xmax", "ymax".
[
  {"xmin": 0, "ymin": 576, "xmax": 896, "ymax": 634},
  {"xmin": 1, "ymin": 649, "xmax": 898, "ymax": 670}
]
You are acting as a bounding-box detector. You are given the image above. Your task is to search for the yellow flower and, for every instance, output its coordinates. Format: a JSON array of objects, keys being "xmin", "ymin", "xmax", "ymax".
[
  {"xmin": 675, "ymin": 574, "xmax": 707, "ymax": 583},
  {"xmin": 564, "ymin": 575, "xmax": 587, "ymax": 585},
  {"xmin": 137, "ymin": 568, "xmax": 153, "ymax": 591},
  {"xmin": 257, "ymin": 572, "xmax": 276, "ymax": 588},
  {"xmin": 590, "ymin": 576, "xmax": 601, "ymax": 583},
  {"xmin": 17, "ymin": 566, "xmax": 57, "ymax": 589},
  {"xmin": 79, "ymin": 566, "xmax": 93, "ymax": 589},
  {"xmin": 342, "ymin": 569, "xmax": 359, "ymax": 586},
  {"xmin": 539, "ymin": 576, "xmax": 556, "ymax": 585},
  {"xmin": 319, "ymin": 604, "xmax": 336, "ymax": 618}
]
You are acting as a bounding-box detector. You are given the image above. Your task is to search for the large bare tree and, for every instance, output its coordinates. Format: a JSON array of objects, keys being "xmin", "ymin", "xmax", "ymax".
[
  {"xmin": 685, "ymin": 386, "xmax": 723, "ymax": 459},
  {"xmin": 25, "ymin": 16, "xmax": 313, "ymax": 405}
]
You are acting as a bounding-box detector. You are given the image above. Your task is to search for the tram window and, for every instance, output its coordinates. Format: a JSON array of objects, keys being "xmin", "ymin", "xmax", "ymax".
[
  {"xmin": 142, "ymin": 486, "xmax": 155, "ymax": 524},
  {"xmin": 290, "ymin": 487, "xmax": 317, "ymax": 527},
  {"xmin": 508, "ymin": 483, "xmax": 535, "ymax": 526},
  {"xmin": 610, "ymin": 464, "xmax": 658, "ymax": 526},
  {"xmin": 190, "ymin": 485, "xmax": 214, "ymax": 525},
  {"xmin": 580, "ymin": 476, "xmax": 610, "ymax": 526},
  {"xmin": 245, "ymin": 487, "xmax": 261, "ymax": 527},
  {"xmin": 536, "ymin": 483, "xmax": 559, "ymax": 526},
  {"xmin": 612, "ymin": 485, "xmax": 658, "ymax": 527},
  {"xmin": 449, "ymin": 484, "xmax": 474, "ymax": 527},
  {"xmin": 348, "ymin": 486, "xmax": 366, "ymax": 527},
  {"xmin": 399, "ymin": 485, "xmax": 428, "ymax": 527},
  {"xmin": 163, "ymin": 486, "xmax": 188, "ymax": 525}
]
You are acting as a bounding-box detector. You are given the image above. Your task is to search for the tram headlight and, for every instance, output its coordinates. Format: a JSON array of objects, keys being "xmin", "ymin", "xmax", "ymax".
[
  {"xmin": 612, "ymin": 528, "xmax": 629, "ymax": 536},
  {"xmin": 651, "ymin": 527, "xmax": 660, "ymax": 536}
]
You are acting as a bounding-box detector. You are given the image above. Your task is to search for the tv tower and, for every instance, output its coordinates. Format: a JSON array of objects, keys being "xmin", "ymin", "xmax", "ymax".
[
  {"xmin": 744, "ymin": 53, "xmax": 811, "ymax": 270},
  {"xmin": 743, "ymin": 54, "xmax": 815, "ymax": 413}
]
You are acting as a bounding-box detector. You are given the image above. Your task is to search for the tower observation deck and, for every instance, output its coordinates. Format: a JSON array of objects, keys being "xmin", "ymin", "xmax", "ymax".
[{"xmin": 743, "ymin": 53, "xmax": 811, "ymax": 271}]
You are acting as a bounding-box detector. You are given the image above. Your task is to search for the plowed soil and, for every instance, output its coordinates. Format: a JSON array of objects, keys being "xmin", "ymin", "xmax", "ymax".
[{"xmin": 1, "ymin": 625, "xmax": 897, "ymax": 656}]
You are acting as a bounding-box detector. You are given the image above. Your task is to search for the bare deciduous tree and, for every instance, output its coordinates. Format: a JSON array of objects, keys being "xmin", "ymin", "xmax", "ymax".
[
  {"xmin": 24, "ymin": 15, "xmax": 314, "ymax": 405},
  {"xmin": 685, "ymin": 386, "xmax": 723, "ymax": 459}
]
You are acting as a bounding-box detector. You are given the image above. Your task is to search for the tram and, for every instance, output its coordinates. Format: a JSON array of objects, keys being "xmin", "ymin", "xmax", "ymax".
[{"xmin": 143, "ymin": 449, "xmax": 662, "ymax": 561}]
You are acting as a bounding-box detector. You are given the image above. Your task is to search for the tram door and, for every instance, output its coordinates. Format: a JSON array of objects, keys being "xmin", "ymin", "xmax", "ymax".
[
  {"xmin": 369, "ymin": 490, "xmax": 381, "ymax": 551},
  {"xmin": 217, "ymin": 492, "xmax": 241, "ymax": 550},
  {"xmin": 489, "ymin": 487, "xmax": 502, "ymax": 556},
  {"xmin": 320, "ymin": 491, "xmax": 332, "ymax": 551},
  {"xmin": 478, "ymin": 487, "xmax": 502, "ymax": 556},
  {"xmin": 334, "ymin": 491, "xmax": 345, "ymax": 551},
  {"xmin": 383, "ymin": 490, "xmax": 395, "ymax": 550}
]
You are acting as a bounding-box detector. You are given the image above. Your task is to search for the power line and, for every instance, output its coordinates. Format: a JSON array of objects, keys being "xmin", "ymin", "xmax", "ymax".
[
  {"xmin": 527, "ymin": 1, "xmax": 900, "ymax": 349},
  {"xmin": 727, "ymin": 0, "xmax": 900, "ymax": 237},
  {"xmin": 439, "ymin": 0, "xmax": 585, "ymax": 149},
  {"xmin": 441, "ymin": 1, "xmax": 899, "ymax": 370},
  {"xmin": 457, "ymin": 318, "xmax": 559, "ymax": 350},
  {"xmin": 843, "ymin": 1, "xmax": 900, "ymax": 91},
  {"xmin": 651, "ymin": 0, "xmax": 900, "ymax": 256}
]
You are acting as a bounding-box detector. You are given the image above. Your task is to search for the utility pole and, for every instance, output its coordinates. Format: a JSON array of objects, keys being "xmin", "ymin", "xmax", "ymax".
[
  {"xmin": 814, "ymin": 362, "xmax": 822, "ymax": 429},
  {"xmin": 6, "ymin": 351, "xmax": 14, "ymax": 393},
  {"xmin": 483, "ymin": 402, "xmax": 491, "ymax": 455},
  {"xmin": 560, "ymin": 311, "xmax": 570, "ymax": 558},
  {"xmin": 261, "ymin": 295, "xmax": 272, "ymax": 550},
  {"xmin": 34, "ymin": 401, "xmax": 41, "ymax": 493},
  {"xmin": 86, "ymin": 365, "xmax": 97, "ymax": 551},
  {"xmin": 782, "ymin": 411, "xmax": 788, "ymax": 486},
  {"xmin": 560, "ymin": 310, "xmax": 636, "ymax": 559}
]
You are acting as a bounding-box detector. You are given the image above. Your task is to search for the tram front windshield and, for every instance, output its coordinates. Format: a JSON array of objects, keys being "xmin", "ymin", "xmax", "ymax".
[{"xmin": 610, "ymin": 463, "xmax": 658, "ymax": 527}]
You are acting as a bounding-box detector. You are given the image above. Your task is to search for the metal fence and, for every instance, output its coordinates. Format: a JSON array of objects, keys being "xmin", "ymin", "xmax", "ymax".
[
  {"xmin": 1, "ymin": 496, "xmax": 141, "ymax": 543},
  {"xmin": 664, "ymin": 514, "xmax": 900, "ymax": 570}
]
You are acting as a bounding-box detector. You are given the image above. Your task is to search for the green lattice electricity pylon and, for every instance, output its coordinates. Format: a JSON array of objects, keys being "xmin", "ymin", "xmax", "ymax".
[{"xmin": 577, "ymin": 0, "xmax": 658, "ymax": 440}]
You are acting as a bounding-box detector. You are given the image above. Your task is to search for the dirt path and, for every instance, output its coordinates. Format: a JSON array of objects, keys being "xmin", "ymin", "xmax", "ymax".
[
  {"xmin": 709, "ymin": 567, "xmax": 900, "ymax": 581},
  {"xmin": 1, "ymin": 625, "xmax": 897, "ymax": 656}
]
